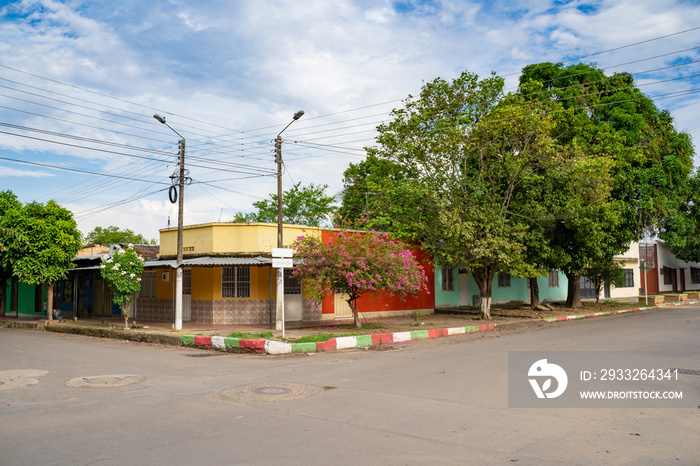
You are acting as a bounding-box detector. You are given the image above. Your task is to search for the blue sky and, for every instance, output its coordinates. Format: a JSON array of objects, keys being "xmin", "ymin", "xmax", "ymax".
[{"xmin": 1, "ymin": 0, "xmax": 699, "ymax": 241}]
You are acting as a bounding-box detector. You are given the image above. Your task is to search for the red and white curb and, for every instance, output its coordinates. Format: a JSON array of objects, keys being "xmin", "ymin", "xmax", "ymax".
[{"xmin": 180, "ymin": 300, "xmax": 698, "ymax": 355}]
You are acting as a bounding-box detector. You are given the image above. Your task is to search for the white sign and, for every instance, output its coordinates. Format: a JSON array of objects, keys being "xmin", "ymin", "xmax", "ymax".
[
  {"xmin": 273, "ymin": 258, "xmax": 293, "ymax": 268},
  {"xmin": 272, "ymin": 248, "xmax": 294, "ymax": 258}
]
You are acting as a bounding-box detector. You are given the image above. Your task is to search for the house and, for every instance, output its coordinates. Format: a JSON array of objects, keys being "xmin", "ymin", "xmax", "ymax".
[
  {"xmin": 136, "ymin": 222, "xmax": 435, "ymax": 325},
  {"xmin": 639, "ymin": 240, "xmax": 700, "ymax": 294},
  {"xmin": 434, "ymin": 242, "xmax": 644, "ymax": 308}
]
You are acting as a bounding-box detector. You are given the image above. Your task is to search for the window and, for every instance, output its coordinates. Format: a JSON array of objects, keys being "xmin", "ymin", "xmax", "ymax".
[
  {"xmin": 284, "ymin": 269, "xmax": 301, "ymax": 295},
  {"xmin": 548, "ymin": 271, "xmax": 559, "ymax": 288},
  {"xmin": 621, "ymin": 269, "xmax": 634, "ymax": 288},
  {"xmin": 663, "ymin": 267, "xmax": 673, "ymax": 285},
  {"xmin": 183, "ymin": 269, "xmax": 191, "ymax": 295},
  {"xmin": 140, "ymin": 271, "xmax": 157, "ymax": 298},
  {"xmin": 441, "ymin": 267, "xmax": 454, "ymax": 291},
  {"xmin": 498, "ymin": 272, "xmax": 511, "ymax": 288},
  {"xmin": 691, "ymin": 267, "xmax": 700, "ymax": 284},
  {"xmin": 222, "ymin": 266, "xmax": 250, "ymax": 298}
]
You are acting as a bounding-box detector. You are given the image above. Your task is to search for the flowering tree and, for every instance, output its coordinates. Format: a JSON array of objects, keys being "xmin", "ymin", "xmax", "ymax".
[
  {"xmin": 99, "ymin": 245, "xmax": 145, "ymax": 329},
  {"xmin": 292, "ymin": 229, "xmax": 428, "ymax": 327}
]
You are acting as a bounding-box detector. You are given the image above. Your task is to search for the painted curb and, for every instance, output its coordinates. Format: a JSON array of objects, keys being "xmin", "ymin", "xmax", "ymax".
[{"xmin": 180, "ymin": 300, "xmax": 699, "ymax": 355}]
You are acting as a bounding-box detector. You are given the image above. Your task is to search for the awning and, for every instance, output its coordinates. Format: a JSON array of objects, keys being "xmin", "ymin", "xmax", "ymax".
[{"xmin": 144, "ymin": 256, "xmax": 274, "ymax": 268}]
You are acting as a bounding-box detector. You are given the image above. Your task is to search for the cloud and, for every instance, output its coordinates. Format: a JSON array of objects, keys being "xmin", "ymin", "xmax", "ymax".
[{"xmin": 0, "ymin": 165, "xmax": 54, "ymax": 177}]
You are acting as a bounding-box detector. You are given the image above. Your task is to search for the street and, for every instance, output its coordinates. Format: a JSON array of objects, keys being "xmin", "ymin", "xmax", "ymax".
[{"xmin": 1, "ymin": 306, "xmax": 699, "ymax": 465}]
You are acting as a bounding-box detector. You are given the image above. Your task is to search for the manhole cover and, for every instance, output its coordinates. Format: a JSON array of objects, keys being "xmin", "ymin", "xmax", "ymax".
[
  {"xmin": 66, "ymin": 374, "xmax": 144, "ymax": 388},
  {"xmin": 670, "ymin": 368, "xmax": 700, "ymax": 376},
  {"xmin": 217, "ymin": 382, "xmax": 325, "ymax": 403},
  {"xmin": 0, "ymin": 369, "xmax": 48, "ymax": 391}
]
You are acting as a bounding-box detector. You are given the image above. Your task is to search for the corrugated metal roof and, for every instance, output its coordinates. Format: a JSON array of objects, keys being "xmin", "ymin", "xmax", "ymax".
[{"xmin": 144, "ymin": 256, "xmax": 273, "ymax": 268}]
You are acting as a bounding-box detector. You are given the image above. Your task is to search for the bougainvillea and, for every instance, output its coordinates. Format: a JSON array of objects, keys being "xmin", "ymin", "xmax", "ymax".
[
  {"xmin": 292, "ymin": 228, "xmax": 428, "ymax": 327},
  {"xmin": 99, "ymin": 245, "xmax": 145, "ymax": 329}
]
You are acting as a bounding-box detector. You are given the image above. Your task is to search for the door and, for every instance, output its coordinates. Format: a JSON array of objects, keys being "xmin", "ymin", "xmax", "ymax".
[
  {"xmin": 458, "ymin": 272, "xmax": 470, "ymax": 307},
  {"xmin": 580, "ymin": 276, "xmax": 597, "ymax": 300},
  {"xmin": 183, "ymin": 268, "xmax": 192, "ymax": 322},
  {"xmin": 334, "ymin": 293, "xmax": 353, "ymax": 318},
  {"xmin": 284, "ymin": 269, "xmax": 303, "ymax": 322}
]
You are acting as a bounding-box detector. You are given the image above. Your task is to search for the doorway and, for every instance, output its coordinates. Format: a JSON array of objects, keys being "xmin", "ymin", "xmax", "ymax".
[{"xmin": 284, "ymin": 269, "xmax": 302, "ymax": 322}]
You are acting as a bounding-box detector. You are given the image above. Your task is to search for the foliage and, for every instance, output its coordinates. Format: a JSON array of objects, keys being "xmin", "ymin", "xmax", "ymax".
[
  {"xmin": 292, "ymin": 225, "xmax": 428, "ymax": 327},
  {"xmin": 365, "ymin": 70, "xmax": 563, "ymax": 319},
  {"xmin": 519, "ymin": 62, "xmax": 694, "ymax": 306},
  {"xmin": 233, "ymin": 182, "xmax": 338, "ymax": 227},
  {"xmin": 86, "ymin": 226, "xmax": 155, "ymax": 245},
  {"xmin": 226, "ymin": 330, "xmax": 274, "ymax": 339},
  {"xmin": 0, "ymin": 190, "xmax": 25, "ymax": 316},
  {"xmin": 660, "ymin": 172, "xmax": 700, "ymax": 262},
  {"xmin": 99, "ymin": 245, "xmax": 145, "ymax": 328}
]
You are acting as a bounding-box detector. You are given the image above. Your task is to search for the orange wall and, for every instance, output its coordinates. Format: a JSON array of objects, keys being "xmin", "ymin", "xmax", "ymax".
[{"xmin": 318, "ymin": 232, "xmax": 435, "ymax": 315}]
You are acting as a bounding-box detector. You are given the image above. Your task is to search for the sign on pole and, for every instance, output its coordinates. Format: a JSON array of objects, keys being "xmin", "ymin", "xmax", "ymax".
[
  {"xmin": 272, "ymin": 248, "xmax": 293, "ymax": 258},
  {"xmin": 272, "ymin": 258, "xmax": 293, "ymax": 268}
]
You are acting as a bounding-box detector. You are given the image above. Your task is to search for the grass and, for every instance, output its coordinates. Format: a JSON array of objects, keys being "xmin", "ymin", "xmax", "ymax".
[
  {"xmin": 226, "ymin": 330, "xmax": 274, "ymax": 339},
  {"xmin": 295, "ymin": 332, "xmax": 339, "ymax": 343}
]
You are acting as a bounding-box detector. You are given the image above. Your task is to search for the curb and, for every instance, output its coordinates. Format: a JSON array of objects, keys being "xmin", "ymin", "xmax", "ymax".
[{"xmin": 180, "ymin": 300, "xmax": 699, "ymax": 355}]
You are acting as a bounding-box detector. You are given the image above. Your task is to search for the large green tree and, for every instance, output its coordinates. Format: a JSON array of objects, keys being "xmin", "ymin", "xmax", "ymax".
[
  {"xmin": 366, "ymin": 70, "xmax": 563, "ymax": 319},
  {"xmin": 660, "ymin": 171, "xmax": 700, "ymax": 262},
  {"xmin": 519, "ymin": 62, "xmax": 694, "ymax": 306},
  {"xmin": 86, "ymin": 226, "xmax": 155, "ymax": 245},
  {"xmin": 0, "ymin": 190, "xmax": 25, "ymax": 316},
  {"xmin": 233, "ymin": 182, "xmax": 338, "ymax": 227},
  {"xmin": 3, "ymin": 200, "xmax": 83, "ymax": 321}
]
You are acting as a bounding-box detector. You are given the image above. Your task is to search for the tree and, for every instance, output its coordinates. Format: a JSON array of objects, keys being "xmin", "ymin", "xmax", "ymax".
[
  {"xmin": 0, "ymin": 191, "xmax": 25, "ymax": 316},
  {"xmin": 99, "ymin": 245, "xmax": 144, "ymax": 329},
  {"xmin": 366, "ymin": 70, "xmax": 562, "ymax": 319},
  {"xmin": 660, "ymin": 172, "xmax": 700, "ymax": 262},
  {"xmin": 292, "ymin": 227, "xmax": 428, "ymax": 327},
  {"xmin": 519, "ymin": 62, "xmax": 694, "ymax": 307},
  {"xmin": 86, "ymin": 226, "xmax": 155, "ymax": 245},
  {"xmin": 3, "ymin": 200, "xmax": 83, "ymax": 321},
  {"xmin": 233, "ymin": 182, "xmax": 338, "ymax": 227}
]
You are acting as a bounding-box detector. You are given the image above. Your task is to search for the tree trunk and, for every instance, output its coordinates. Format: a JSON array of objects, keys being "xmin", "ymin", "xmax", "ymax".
[
  {"xmin": 46, "ymin": 282, "xmax": 54, "ymax": 322},
  {"xmin": 529, "ymin": 277, "xmax": 540, "ymax": 309},
  {"xmin": 122, "ymin": 301, "xmax": 131, "ymax": 330},
  {"xmin": 472, "ymin": 267, "xmax": 495, "ymax": 320},
  {"xmin": 347, "ymin": 297, "xmax": 360, "ymax": 328},
  {"xmin": 564, "ymin": 272, "xmax": 581, "ymax": 308}
]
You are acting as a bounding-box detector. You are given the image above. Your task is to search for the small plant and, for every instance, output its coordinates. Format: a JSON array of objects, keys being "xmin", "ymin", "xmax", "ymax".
[
  {"xmin": 411, "ymin": 312, "xmax": 429, "ymax": 325},
  {"xmin": 99, "ymin": 245, "xmax": 144, "ymax": 330},
  {"xmin": 227, "ymin": 331, "xmax": 274, "ymax": 339}
]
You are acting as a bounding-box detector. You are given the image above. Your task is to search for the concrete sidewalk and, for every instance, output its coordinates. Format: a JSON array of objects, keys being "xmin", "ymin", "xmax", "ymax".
[{"xmin": 2, "ymin": 300, "xmax": 697, "ymax": 354}]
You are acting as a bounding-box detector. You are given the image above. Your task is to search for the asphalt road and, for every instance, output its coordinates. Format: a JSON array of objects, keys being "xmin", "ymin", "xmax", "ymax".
[{"xmin": 1, "ymin": 306, "xmax": 699, "ymax": 465}]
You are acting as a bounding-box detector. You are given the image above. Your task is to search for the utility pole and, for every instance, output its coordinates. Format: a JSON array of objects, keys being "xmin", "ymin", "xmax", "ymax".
[
  {"xmin": 275, "ymin": 110, "xmax": 304, "ymax": 331},
  {"xmin": 154, "ymin": 114, "xmax": 186, "ymax": 331}
]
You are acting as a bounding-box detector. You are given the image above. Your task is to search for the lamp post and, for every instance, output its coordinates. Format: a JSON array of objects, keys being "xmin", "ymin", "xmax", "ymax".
[
  {"xmin": 275, "ymin": 110, "xmax": 304, "ymax": 331},
  {"xmin": 154, "ymin": 114, "xmax": 186, "ymax": 331}
]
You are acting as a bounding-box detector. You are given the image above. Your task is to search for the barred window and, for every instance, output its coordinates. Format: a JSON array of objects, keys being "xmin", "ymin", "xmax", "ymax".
[
  {"xmin": 222, "ymin": 266, "xmax": 250, "ymax": 298},
  {"xmin": 663, "ymin": 267, "xmax": 672, "ymax": 285},
  {"xmin": 140, "ymin": 271, "xmax": 157, "ymax": 298},
  {"xmin": 621, "ymin": 269, "xmax": 634, "ymax": 288},
  {"xmin": 441, "ymin": 267, "xmax": 454, "ymax": 291},
  {"xmin": 498, "ymin": 272, "xmax": 511, "ymax": 288},
  {"xmin": 284, "ymin": 269, "xmax": 302, "ymax": 295},
  {"xmin": 691, "ymin": 267, "xmax": 700, "ymax": 284},
  {"xmin": 183, "ymin": 269, "xmax": 191, "ymax": 295},
  {"xmin": 548, "ymin": 271, "xmax": 559, "ymax": 288}
]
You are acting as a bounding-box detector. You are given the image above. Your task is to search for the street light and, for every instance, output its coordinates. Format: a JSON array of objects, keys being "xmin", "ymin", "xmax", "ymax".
[
  {"xmin": 275, "ymin": 110, "xmax": 304, "ymax": 331},
  {"xmin": 154, "ymin": 114, "xmax": 186, "ymax": 331}
]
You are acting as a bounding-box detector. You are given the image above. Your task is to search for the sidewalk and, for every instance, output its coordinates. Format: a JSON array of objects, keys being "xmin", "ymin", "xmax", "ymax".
[{"xmin": 1, "ymin": 299, "xmax": 697, "ymax": 354}]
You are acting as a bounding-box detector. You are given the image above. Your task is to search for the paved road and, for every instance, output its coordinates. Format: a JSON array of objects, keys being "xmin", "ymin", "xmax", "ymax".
[{"xmin": 1, "ymin": 306, "xmax": 698, "ymax": 465}]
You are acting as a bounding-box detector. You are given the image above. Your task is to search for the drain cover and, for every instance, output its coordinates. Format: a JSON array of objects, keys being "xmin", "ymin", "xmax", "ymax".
[
  {"xmin": 670, "ymin": 368, "xmax": 700, "ymax": 376},
  {"xmin": 66, "ymin": 374, "xmax": 144, "ymax": 388},
  {"xmin": 186, "ymin": 353, "xmax": 226, "ymax": 358},
  {"xmin": 217, "ymin": 382, "xmax": 324, "ymax": 403}
]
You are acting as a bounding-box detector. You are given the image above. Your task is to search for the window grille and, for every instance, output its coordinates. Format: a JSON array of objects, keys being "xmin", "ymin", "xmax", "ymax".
[
  {"xmin": 548, "ymin": 271, "xmax": 559, "ymax": 288},
  {"xmin": 222, "ymin": 266, "xmax": 251, "ymax": 298},
  {"xmin": 284, "ymin": 269, "xmax": 302, "ymax": 295},
  {"xmin": 621, "ymin": 269, "xmax": 634, "ymax": 288},
  {"xmin": 140, "ymin": 271, "xmax": 157, "ymax": 298},
  {"xmin": 441, "ymin": 267, "xmax": 454, "ymax": 291},
  {"xmin": 498, "ymin": 272, "xmax": 511, "ymax": 288}
]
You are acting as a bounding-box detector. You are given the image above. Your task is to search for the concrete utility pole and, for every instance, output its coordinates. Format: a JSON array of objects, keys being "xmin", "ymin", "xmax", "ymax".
[
  {"xmin": 154, "ymin": 114, "xmax": 186, "ymax": 331},
  {"xmin": 275, "ymin": 110, "xmax": 304, "ymax": 331}
]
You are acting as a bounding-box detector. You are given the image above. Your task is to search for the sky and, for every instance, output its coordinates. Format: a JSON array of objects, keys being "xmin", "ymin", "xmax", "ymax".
[{"xmin": 1, "ymin": 0, "xmax": 699, "ymax": 243}]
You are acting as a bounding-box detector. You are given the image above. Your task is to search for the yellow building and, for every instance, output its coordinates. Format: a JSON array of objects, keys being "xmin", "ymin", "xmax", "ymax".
[{"xmin": 137, "ymin": 222, "xmax": 322, "ymax": 325}]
